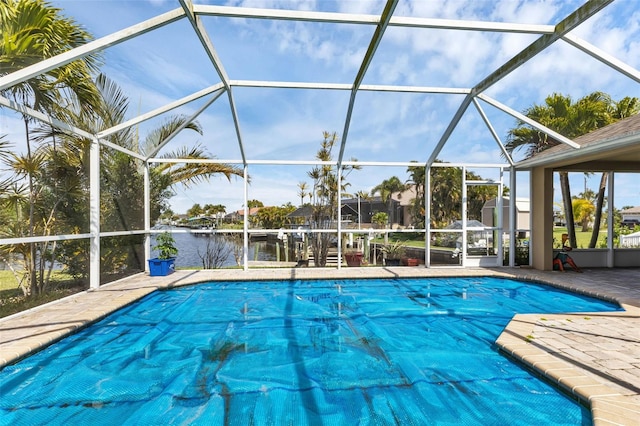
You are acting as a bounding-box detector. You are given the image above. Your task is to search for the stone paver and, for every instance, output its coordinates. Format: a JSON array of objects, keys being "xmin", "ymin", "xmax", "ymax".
[
  {"xmin": 495, "ymin": 268, "xmax": 640, "ymax": 426},
  {"xmin": 1, "ymin": 266, "xmax": 639, "ymax": 425}
]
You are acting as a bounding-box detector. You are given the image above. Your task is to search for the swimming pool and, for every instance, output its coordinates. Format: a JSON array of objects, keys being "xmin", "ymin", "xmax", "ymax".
[{"xmin": 0, "ymin": 277, "xmax": 621, "ymax": 425}]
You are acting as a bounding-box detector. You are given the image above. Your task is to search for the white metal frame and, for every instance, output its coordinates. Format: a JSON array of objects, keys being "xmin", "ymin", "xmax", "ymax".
[{"xmin": 1, "ymin": 0, "xmax": 638, "ymax": 286}]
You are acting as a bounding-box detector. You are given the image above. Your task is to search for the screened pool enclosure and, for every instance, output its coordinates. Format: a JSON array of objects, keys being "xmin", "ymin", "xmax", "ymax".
[{"xmin": 1, "ymin": 0, "xmax": 639, "ymax": 289}]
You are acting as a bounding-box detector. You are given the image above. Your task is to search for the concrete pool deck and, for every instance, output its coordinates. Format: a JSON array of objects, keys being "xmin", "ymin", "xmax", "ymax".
[{"xmin": 1, "ymin": 266, "xmax": 638, "ymax": 425}]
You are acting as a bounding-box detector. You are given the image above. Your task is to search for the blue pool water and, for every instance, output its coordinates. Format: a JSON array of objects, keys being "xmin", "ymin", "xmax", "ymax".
[{"xmin": 0, "ymin": 277, "xmax": 621, "ymax": 425}]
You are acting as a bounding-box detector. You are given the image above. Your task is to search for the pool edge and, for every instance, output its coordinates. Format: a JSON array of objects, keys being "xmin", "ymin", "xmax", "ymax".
[{"xmin": 496, "ymin": 304, "xmax": 640, "ymax": 426}]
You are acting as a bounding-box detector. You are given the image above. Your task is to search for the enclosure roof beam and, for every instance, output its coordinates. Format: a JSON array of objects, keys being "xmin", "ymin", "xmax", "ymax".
[
  {"xmin": 180, "ymin": 0, "xmax": 229, "ymax": 84},
  {"xmin": 97, "ymin": 83, "xmax": 225, "ymax": 139},
  {"xmin": 426, "ymin": 94, "xmax": 474, "ymax": 167},
  {"xmin": 0, "ymin": 95, "xmax": 148, "ymax": 162},
  {"xmin": 99, "ymin": 139, "xmax": 147, "ymax": 161},
  {"xmin": 179, "ymin": 0, "xmax": 247, "ymax": 165},
  {"xmin": 562, "ymin": 34, "xmax": 640, "ymax": 84},
  {"xmin": 195, "ymin": 4, "xmax": 554, "ymax": 34},
  {"xmin": 231, "ymin": 79, "xmax": 472, "ymax": 95},
  {"xmin": 145, "ymin": 90, "xmax": 225, "ymax": 160},
  {"xmin": 148, "ymin": 158, "xmax": 508, "ymax": 168},
  {"xmin": 472, "ymin": 98, "xmax": 514, "ymax": 166},
  {"xmin": 0, "ymin": 8, "xmax": 185, "ymax": 91},
  {"xmin": 426, "ymin": 1, "xmax": 609, "ymax": 166},
  {"xmin": 337, "ymin": 0, "xmax": 399, "ymax": 166},
  {"xmin": 477, "ymin": 94, "xmax": 579, "ymax": 149},
  {"xmin": 0, "ymin": 95, "xmax": 94, "ymax": 140},
  {"xmin": 473, "ymin": 0, "xmax": 613, "ymax": 94}
]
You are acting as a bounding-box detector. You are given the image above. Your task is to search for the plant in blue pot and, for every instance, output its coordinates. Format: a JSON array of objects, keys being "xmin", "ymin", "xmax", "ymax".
[{"xmin": 148, "ymin": 232, "xmax": 178, "ymax": 276}]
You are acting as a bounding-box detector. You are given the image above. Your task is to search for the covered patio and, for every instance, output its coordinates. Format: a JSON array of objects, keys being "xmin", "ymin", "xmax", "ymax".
[{"xmin": 522, "ymin": 113, "xmax": 640, "ymax": 270}]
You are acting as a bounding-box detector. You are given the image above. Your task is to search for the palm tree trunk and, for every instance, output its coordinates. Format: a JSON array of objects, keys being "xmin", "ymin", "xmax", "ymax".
[
  {"xmin": 589, "ymin": 172, "xmax": 608, "ymax": 248},
  {"xmin": 559, "ymin": 172, "xmax": 577, "ymax": 248}
]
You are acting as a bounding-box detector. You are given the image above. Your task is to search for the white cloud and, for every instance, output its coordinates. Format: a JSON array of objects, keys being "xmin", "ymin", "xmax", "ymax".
[
  {"xmin": 491, "ymin": 0, "xmax": 564, "ymax": 24},
  {"xmin": 7, "ymin": 0, "xmax": 637, "ymax": 214}
]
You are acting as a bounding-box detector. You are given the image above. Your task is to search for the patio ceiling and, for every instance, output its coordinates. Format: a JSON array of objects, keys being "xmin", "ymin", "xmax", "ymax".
[{"xmin": 1, "ymin": 0, "xmax": 639, "ymax": 172}]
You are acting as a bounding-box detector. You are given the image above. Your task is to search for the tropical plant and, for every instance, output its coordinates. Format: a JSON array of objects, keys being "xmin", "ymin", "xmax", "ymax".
[
  {"xmin": 307, "ymin": 131, "xmax": 360, "ymax": 266},
  {"xmin": 381, "ymin": 240, "xmax": 405, "ymax": 260},
  {"xmin": 372, "ymin": 212, "xmax": 388, "ymax": 228},
  {"xmin": 428, "ymin": 163, "xmax": 497, "ymax": 228},
  {"xmin": 505, "ymin": 91, "xmax": 639, "ymax": 248},
  {"xmin": 203, "ymin": 204, "xmax": 226, "ymax": 217},
  {"xmin": 247, "ymin": 199, "xmax": 264, "ymax": 209},
  {"xmin": 35, "ymin": 74, "xmax": 244, "ymax": 278},
  {"xmin": 371, "ymin": 176, "xmax": 406, "ymax": 225},
  {"xmin": 187, "ymin": 203, "xmax": 205, "ymax": 218},
  {"xmin": 255, "ymin": 205, "xmax": 296, "ymax": 229},
  {"xmin": 354, "ymin": 190, "xmax": 370, "ymax": 200},
  {"xmin": 152, "ymin": 232, "xmax": 178, "ymax": 259},
  {"xmin": 0, "ymin": 0, "xmax": 101, "ymax": 295},
  {"xmin": 406, "ymin": 163, "xmax": 425, "ymax": 228},
  {"xmin": 572, "ymin": 198, "xmax": 595, "ymax": 233}
]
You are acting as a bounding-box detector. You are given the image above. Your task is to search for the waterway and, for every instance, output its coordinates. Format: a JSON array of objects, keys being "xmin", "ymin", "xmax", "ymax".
[{"xmin": 152, "ymin": 230, "xmax": 294, "ymax": 268}]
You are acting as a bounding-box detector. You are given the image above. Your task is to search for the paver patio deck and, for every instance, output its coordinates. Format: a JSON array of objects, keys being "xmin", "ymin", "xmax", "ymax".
[{"xmin": 1, "ymin": 266, "xmax": 639, "ymax": 425}]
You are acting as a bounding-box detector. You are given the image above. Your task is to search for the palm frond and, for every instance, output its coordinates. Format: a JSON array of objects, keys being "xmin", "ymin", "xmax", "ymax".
[
  {"xmin": 140, "ymin": 116, "xmax": 202, "ymax": 157},
  {"xmin": 153, "ymin": 143, "xmax": 243, "ymax": 188}
]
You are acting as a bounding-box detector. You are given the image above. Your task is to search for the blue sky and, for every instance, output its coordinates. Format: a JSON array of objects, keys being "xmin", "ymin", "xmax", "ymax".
[{"xmin": 1, "ymin": 0, "xmax": 639, "ymax": 216}]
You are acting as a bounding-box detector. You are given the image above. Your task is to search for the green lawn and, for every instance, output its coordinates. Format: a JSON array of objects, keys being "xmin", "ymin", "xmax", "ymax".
[
  {"xmin": 0, "ymin": 270, "xmax": 85, "ymax": 318},
  {"xmin": 0, "ymin": 270, "xmax": 23, "ymax": 292},
  {"xmin": 553, "ymin": 228, "xmax": 606, "ymax": 248}
]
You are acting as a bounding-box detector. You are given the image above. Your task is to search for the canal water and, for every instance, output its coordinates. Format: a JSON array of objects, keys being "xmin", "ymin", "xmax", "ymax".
[{"xmin": 151, "ymin": 230, "xmax": 293, "ymax": 268}]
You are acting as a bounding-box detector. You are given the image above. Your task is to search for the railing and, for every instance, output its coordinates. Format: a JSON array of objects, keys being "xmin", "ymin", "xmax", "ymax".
[{"xmin": 620, "ymin": 233, "xmax": 640, "ymax": 247}]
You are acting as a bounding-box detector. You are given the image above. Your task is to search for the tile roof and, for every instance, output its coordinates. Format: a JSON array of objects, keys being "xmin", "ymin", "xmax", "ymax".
[{"xmin": 530, "ymin": 113, "xmax": 640, "ymax": 159}]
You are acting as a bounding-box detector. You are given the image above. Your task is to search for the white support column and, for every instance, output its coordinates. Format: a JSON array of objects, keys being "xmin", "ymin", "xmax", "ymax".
[
  {"xmin": 425, "ymin": 165, "xmax": 431, "ymax": 268},
  {"xmin": 144, "ymin": 162, "xmax": 151, "ymax": 272},
  {"xmin": 496, "ymin": 168, "xmax": 504, "ymax": 267},
  {"xmin": 89, "ymin": 137, "xmax": 100, "ymax": 289},
  {"xmin": 509, "ymin": 167, "xmax": 516, "ymax": 267},
  {"xmin": 461, "ymin": 166, "xmax": 467, "ymax": 267},
  {"xmin": 607, "ymin": 172, "xmax": 614, "ymax": 267},
  {"xmin": 529, "ymin": 170, "xmax": 534, "ymax": 267},
  {"xmin": 337, "ymin": 166, "xmax": 343, "ymax": 270},
  {"xmin": 243, "ymin": 164, "xmax": 249, "ymax": 270}
]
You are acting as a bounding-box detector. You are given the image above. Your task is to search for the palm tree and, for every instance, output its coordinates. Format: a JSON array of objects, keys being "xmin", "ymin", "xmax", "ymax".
[
  {"xmin": 307, "ymin": 131, "xmax": 359, "ymax": 266},
  {"xmin": 587, "ymin": 96, "xmax": 640, "ymax": 247},
  {"xmin": 371, "ymin": 176, "xmax": 406, "ymax": 226},
  {"xmin": 0, "ymin": 0, "xmax": 101, "ymax": 115},
  {"xmin": 505, "ymin": 91, "xmax": 639, "ymax": 248},
  {"xmin": 406, "ymin": 163, "xmax": 425, "ymax": 228},
  {"xmin": 354, "ymin": 190, "xmax": 370, "ymax": 200},
  {"xmin": 44, "ymin": 75, "xmax": 243, "ymax": 220},
  {"xmin": 1, "ymin": 0, "xmax": 101, "ymax": 294},
  {"xmin": 32, "ymin": 74, "xmax": 245, "ymax": 276},
  {"xmin": 430, "ymin": 165, "xmax": 463, "ymax": 227},
  {"xmin": 297, "ymin": 181, "xmax": 308, "ymax": 207}
]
